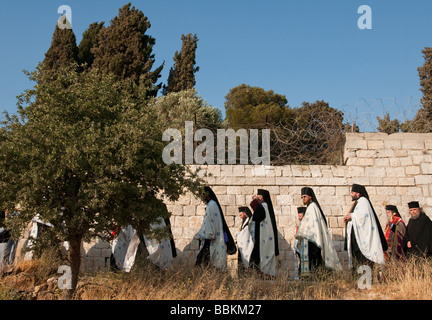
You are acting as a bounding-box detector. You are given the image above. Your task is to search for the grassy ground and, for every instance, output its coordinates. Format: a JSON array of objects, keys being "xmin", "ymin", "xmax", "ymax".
[{"xmin": 1, "ymin": 252, "xmax": 431, "ymax": 300}]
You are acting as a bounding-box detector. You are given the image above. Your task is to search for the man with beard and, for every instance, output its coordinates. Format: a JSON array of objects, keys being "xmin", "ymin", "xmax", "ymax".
[
  {"xmin": 384, "ymin": 204, "xmax": 406, "ymax": 261},
  {"xmin": 296, "ymin": 187, "xmax": 342, "ymax": 276},
  {"xmin": 344, "ymin": 184, "xmax": 387, "ymax": 270},
  {"xmin": 403, "ymin": 201, "xmax": 432, "ymax": 258}
]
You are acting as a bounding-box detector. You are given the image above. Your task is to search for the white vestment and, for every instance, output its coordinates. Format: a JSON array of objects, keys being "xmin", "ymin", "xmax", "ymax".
[
  {"xmin": 258, "ymin": 203, "xmax": 277, "ymax": 276},
  {"xmin": 295, "ymin": 202, "xmax": 342, "ymax": 272},
  {"xmin": 236, "ymin": 216, "xmax": 255, "ymax": 268},
  {"xmin": 197, "ymin": 199, "xmax": 227, "ymax": 271},
  {"xmin": 112, "ymin": 225, "xmax": 135, "ymax": 270},
  {"xmin": 114, "ymin": 220, "xmax": 176, "ymax": 271},
  {"xmin": 346, "ymin": 197, "xmax": 385, "ymax": 267},
  {"xmin": 24, "ymin": 214, "xmax": 56, "ymax": 261}
]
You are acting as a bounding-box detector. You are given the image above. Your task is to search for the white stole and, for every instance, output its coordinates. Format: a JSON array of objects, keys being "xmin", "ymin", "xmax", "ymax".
[{"xmin": 346, "ymin": 197, "xmax": 385, "ymax": 267}]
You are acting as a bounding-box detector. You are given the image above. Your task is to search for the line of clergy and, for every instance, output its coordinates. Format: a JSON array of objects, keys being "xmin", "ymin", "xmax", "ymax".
[{"xmin": 110, "ymin": 184, "xmax": 432, "ymax": 279}]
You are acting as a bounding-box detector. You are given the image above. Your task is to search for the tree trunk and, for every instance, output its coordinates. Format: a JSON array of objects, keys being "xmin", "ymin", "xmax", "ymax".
[{"xmin": 62, "ymin": 237, "xmax": 82, "ymax": 300}]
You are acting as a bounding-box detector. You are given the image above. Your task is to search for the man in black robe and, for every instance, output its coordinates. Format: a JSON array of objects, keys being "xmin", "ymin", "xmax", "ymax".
[
  {"xmin": 236, "ymin": 206, "xmax": 253, "ymax": 274},
  {"xmin": 257, "ymin": 189, "xmax": 279, "ymax": 257},
  {"xmin": 294, "ymin": 207, "xmax": 306, "ymax": 279},
  {"xmin": 403, "ymin": 201, "xmax": 432, "ymax": 258},
  {"xmin": 249, "ymin": 189, "xmax": 278, "ymax": 277},
  {"xmin": 238, "ymin": 207, "xmax": 253, "ymax": 231},
  {"xmin": 344, "ymin": 184, "xmax": 388, "ymax": 269},
  {"xmin": 300, "ymin": 187, "xmax": 326, "ymax": 271},
  {"xmin": 195, "ymin": 186, "xmax": 236, "ymax": 268}
]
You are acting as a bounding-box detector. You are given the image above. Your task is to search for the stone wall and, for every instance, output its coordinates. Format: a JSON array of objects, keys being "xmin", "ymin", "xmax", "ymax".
[{"xmin": 81, "ymin": 132, "xmax": 432, "ymax": 274}]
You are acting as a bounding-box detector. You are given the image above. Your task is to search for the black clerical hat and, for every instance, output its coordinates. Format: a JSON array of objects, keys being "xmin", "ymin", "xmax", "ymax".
[
  {"xmin": 385, "ymin": 205, "xmax": 398, "ymax": 212},
  {"xmin": 300, "ymin": 187, "xmax": 327, "ymax": 225},
  {"xmin": 351, "ymin": 183, "xmax": 363, "ymax": 193},
  {"xmin": 385, "ymin": 204, "xmax": 401, "ymax": 218},
  {"xmin": 297, "ymin": 207, "xmax": 306, "ymax": 214},
  {"xmin": 238, "ymin": 206, "xmax": 252, "ymax": 218},
  {"xmin": 301, "ymin": 187, "xmax": 314, "ymax": 197},
  {"xmin": 408, "ymin": 201, "xmax": 420, "ymax": 209},
  {"xmin": 351, "ymin": 183, "xmax": 369, "ymax": 199}
]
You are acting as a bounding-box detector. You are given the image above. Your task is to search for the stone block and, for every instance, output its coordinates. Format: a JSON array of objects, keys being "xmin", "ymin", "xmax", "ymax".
[
  {"xmin": 421, "ymin": 163, "xmax": 432, "ymax": 174},
  {"xmin": 166, "ymin": 205, "xmax": 183, "ymax": 216},
  {"xmin": 308, "ymin": 166, "xmax": 323, "ymax": 177},
  {"xmin": 183, "ymin": 205, "xmax": 196, "ymax": 216},
  {"xmin": 384, "ymin": 139, "xmax": 402, "ymax": 149},
  {"xmin": 276, "ymin": 195, "xmax": 294, "ymax": 206},
  {"xmin": 217, "ymin": 194, "xmax": 236, "ymax": 206},
  {"xmin": 317, "ymin": 186, "xmax": 336, "ymax": 196},
  {"xmin": 398, "ymin": 177, "xmax": 416, "ymax": 186},
  {"xmin": 425, "ymin": 140, "xmax": 432, "ymax": 150},
  {"xmin": 374, "ymin": 158, "xmax": 389, "ymax": 167},
  {"xmin": 331, "ymin": 166, "xmax": 347, "ymax": 177},
  {"xmin": 365, "ymin": 167, "xmax": 386, "ymax": 177},
  {"xmin": 236, "ymin": 194, "xmax": 246, "ymax": 206},
  {"xmin": 382, "ymin": 177, "xmax": 399, "ymax": 186},
  {"xmin": 376, "ymin": 149, "xmax": 395, "ymax": 158},
  {"xmin": 275, "ymin": 177, "xmax": 295, "ymax": 185},
  {"xmin": 282, "ymin": 167, "xmax": 293, "ymax": 176},
  {"xmin": 175, "ymin": 216, "xmax": 190, "ymax": 228},
  {"xmin": 415, "ymin": 175, "xmax": 432, "ymax": 185},
  {"xmin": 402, "ymin": 140, "xmax": 425, "ymax": 150},
  {"xmin": 367, "ymin": 140, "xmax": 384, "ymax": 149},
  {"xmin": 226, "ymin": 186, "xmax": 244, "ymax": 195},
  {"xmin": 232, "ymin": 165, "xmax": 245, "ymax": 176},
  {"xmin": 405, "ymin": 166, "xmax": 421, "ymax": 175},
  {"xmin": 385, "ymin": 167, "xmax": 405, "ymax": 177},
  {"xmin": 345, "ymin": 139, "xmax": 367, "ymax": 150}
]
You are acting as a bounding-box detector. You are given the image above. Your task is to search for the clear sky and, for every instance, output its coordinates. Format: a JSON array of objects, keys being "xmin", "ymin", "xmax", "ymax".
[{"xmin": 1, "ymin": 0, "xmax": 431, "ymax": 131}]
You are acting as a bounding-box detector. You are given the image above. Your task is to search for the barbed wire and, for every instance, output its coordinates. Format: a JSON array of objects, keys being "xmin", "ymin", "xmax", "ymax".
[{"xmin": 340, "ymin": 96, "xmax": 422, "ymax": 132}]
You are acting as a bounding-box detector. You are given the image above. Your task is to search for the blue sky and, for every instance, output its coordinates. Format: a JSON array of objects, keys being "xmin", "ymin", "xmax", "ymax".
[{"xmin": 1, "ymin": 1, "xmax": 431, "ymax": 131}]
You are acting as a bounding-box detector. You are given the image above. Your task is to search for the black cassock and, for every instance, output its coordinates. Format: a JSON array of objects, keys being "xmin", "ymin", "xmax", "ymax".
[
  {"xmin": 249, "ymin": 203, "xmax": 265, "ymax": 270},
  {"xmin": 404, "ymin": 213, "xmax": 432, "ymax": 258}
]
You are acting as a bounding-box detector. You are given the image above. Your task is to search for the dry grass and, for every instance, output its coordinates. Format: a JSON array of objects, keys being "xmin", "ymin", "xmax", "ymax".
[
  {"xmin": 71, "ymin": 256, "xmax": 432, "ymax": 300},
  {"xmin": 1, "ymin": 255, "xmax": 432, "ymax": 300}
]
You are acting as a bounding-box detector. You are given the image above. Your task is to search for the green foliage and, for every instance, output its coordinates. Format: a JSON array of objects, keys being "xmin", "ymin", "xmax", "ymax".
[
  {"xmin": 41, "ymin": 25, "xmax": 78, "ymax": 73},
  {"xmin": 283, "ymin": 100, "xmax": 345, "ymax": 165},
  {"xmin": 377, "ymin": 112, "xmax": 400, "ymax": 134},
  {"xmin": 419, "ymin": 47, "xmax": 432, "ymax": 114},
  {"xmin": 405, "ymin": 47, "xmax": 432, "ymax": 132},
  {"xmin": 0, "ymin": 65, "xmax": 203, "ymax": 244},
  {"xmin": 154, "ymin": 89, "xmax": 222, "ymax": 131},
  {"xmin": 224, "ymin": 84, "xmax": 291, "ymax": 130},
  {"xmin": 164, "ymin": 34, "xmax": 200, "ymax": 95},
  {"xmin": 91, "ymin": 3, "xmax": 163, "ymax": 94},
  {"xmin": 223, "ymin": 85, "xmax": 344, "ymax": 165},
  {"xmin": 77, "ymin": 22, "xmax": 105, "ymax": 68}
]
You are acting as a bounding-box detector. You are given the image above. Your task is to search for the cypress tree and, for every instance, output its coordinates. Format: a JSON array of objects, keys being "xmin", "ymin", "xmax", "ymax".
[
  {"xmin": 418, "ymin": 47, "xmax": 432, "ymax": 116},
  {"xmin": 404, "ymin": 47, "xmax": 432, "ymax": 132},
  {"xmin": 164, "ymin": 34, "xmax": 199, "ymax": 94},
  {"xmin": 41, "ymin": 23, "xmax": 78, "ymax": 72},
  {"xmin": 77, "ymin": 22, "xmax": 105, "ymax": 68},
  {"xmin": 91, "ymin": 3, "xmax": 163, "ymax": 94}
]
